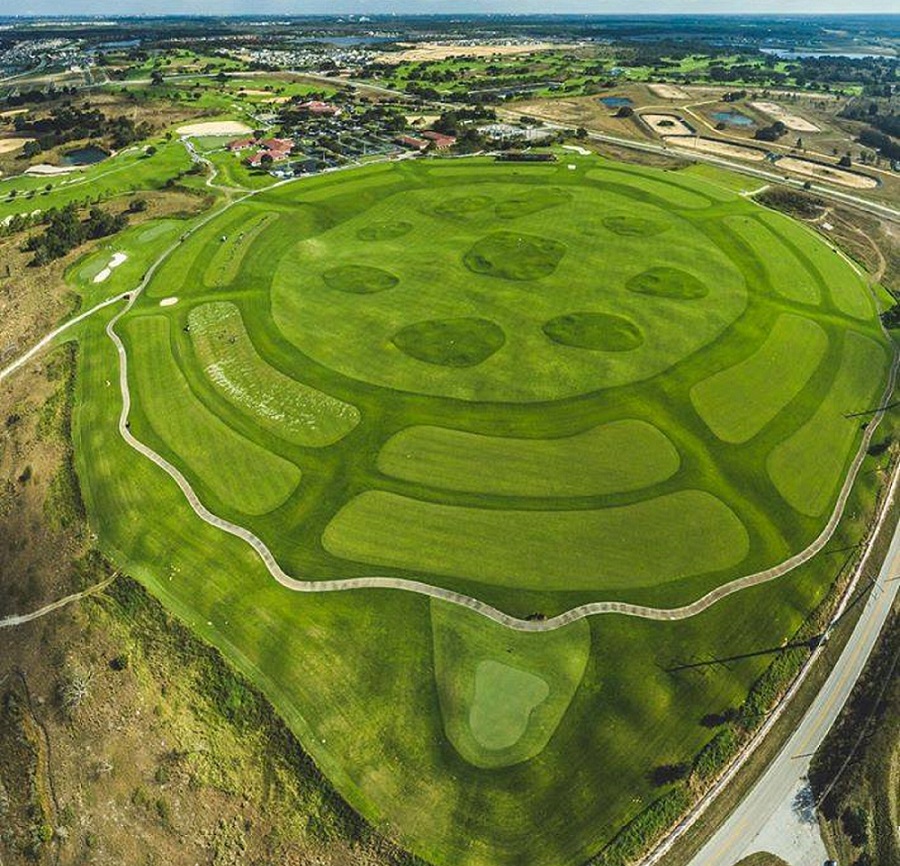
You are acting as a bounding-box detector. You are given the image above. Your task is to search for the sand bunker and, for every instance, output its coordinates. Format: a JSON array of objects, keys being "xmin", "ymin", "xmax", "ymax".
[
  {"xmin": 93, "ymin": 252, "xmax": 128, "ymax": 284},
  {"xmin": 176, "ymin": 120, "xmax": 253, "ymax": 137},
  {"xmin": 562, "ymin": 144, "xmax": 591, "ymax": 156},
  {"xmin": 776, "ymin": 157, "xmax": 877, "ymax": 190},
  {"xmin": 672, "ymin": 137, "xmax": 766, "ymax": 162},
  {"xmin": 648, "ymin": 83, "xmax": 690, "ymax": 100},
  {"xmin": 24, "ymin": 164, "xmax": 82, "ymax": 176},
  {"xmin": 160, "ymin": 297, "xmax": 179, "ymax": 307},
  {"xmin": 641, "ymin": 113, "xmax": 695, "ymax": 137},
  {"xmin": 750, "ymin": 102, "xmax": 819, "ymax": 133},
  {"xmin": 0, "ymin": 137, "xmax": 36, "ymax": 155}
]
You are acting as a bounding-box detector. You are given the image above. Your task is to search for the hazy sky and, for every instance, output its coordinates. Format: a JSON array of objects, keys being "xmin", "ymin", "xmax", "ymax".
[{"xmin": 9, "ymin": 1, "xmax": 894, "ymax": 16}]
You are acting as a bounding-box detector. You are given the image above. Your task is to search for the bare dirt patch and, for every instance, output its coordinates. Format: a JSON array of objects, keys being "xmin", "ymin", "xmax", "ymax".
[
  {"xmin": 671, "ymin": 137, "xmax": 767, "ymax": 162},
  {"xmin": 0, "ymin": 137, "xmax": 35, "ymax": 155},
  {"xmin": 777, "ymin": 156, "xmax": 878, "ymax": 190},
  {"xmin": 176, "ymin": 120, "xmax": 253, "ymax": 137},
  {"xmin": 648, "ymin": 83, "xmax": 690, "ymax": 100},
  {"xmin": 750, "ymin": 101, "xmax": 820, "ymax": 132},
  {"xmin": 641, "ymin": 113, "xmax": 695, "ymax": 137},
  {"xmin": 378, "ymin": 41, "xmax": 580, "ymax": 63}
]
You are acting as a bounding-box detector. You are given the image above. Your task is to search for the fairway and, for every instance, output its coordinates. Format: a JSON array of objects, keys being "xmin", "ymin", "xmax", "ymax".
[{"xmin": 71, "ymin": 154, "xmax": 894, "ymax": 866}]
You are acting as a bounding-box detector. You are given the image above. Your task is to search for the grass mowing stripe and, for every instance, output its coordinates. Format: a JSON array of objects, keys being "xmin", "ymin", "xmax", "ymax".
[
  {"xmin": 767, "ymin": 330, "xmax": 889, "ymax": 517},
  {"xmin": 322, "ymin": 490, "xmax": 750, "ymax": 591},
  {"xmin": 124, "ymin": 314, "xmax": 301, "ymax": 514},
  {"xmin": 378, "ymin": 419, "xmax": 680, "ymax": 496},
  {"xmin": 187, "ymin": 301, "xmax": 360, "ymax": 447},
  {"xmin": 691, "ymin": 314, "xmax": 829, "ymax": 444},
  {"xmin": 723, "ymin": 215, "xmax": 822, "ymax": 304}
]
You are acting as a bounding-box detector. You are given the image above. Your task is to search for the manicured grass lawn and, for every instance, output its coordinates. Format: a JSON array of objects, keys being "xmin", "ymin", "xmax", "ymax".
[
  {"xmin": 767, "ymin": 330, "xmax": 889, "ymax": 517},
  {"xmin": 377, "ymin": 419, "xmax": 679, "ymax": 496},
  {"xmin": 322, "ymin": 489, "xmax": 750, "ymax": 591},
  {"xmin": 123, "ymin": 314, "xmax": 301, "ymax": 515},
  {"xmin": 691, "ymin": 314, "xmax": 829, "ymax": 444},
  {"xmin": 68, "ymin": 153, "xmax": 895, "ymax": 866},
  {"xmin": 187, "ymin": 302, "xmax": 360, "ymax": 447}
]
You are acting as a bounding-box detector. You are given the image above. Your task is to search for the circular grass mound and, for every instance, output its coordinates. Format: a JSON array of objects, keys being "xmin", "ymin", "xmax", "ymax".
[
  {"xmin": 543, "ymin": 312, "xmax": 643, "ymax": 352},
  {"xmin": 322, "ymin": 264, "xmax": 399, "ymax": 294},
  {"xmin": 435, "ymin": 195, "xmax": 493, "ymax": 219},
  {"xmin": 357, "ymin": 220, "xmax": 413, "ymax": 241},
  {"xmin": 627, "ymin": 267, "xmax": 708, "ymax": 300},
  {"xmin": 392, "ymin": 318, "xmax": 505, "ymax": 367},
  {"xmin": 464, "ymin": 231, "xmax": 566, "ymax": 281},
  {"xmin": 603, "ymin": 215, "xmax": 667, "ymax": 237}
]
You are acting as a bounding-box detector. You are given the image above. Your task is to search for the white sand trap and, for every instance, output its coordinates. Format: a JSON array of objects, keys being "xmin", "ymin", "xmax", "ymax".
[
  {"xmin": 0, "ymin": 137, "xmax": 36, "ymax": 154},
  {"xmin": 24, "ymin": 163, "xmax": 82, "ymax": 176},
  {"xmin": 750, "ymin": 102, "xmax": 819, "ymax": 132},
  {"xmin": 176, "ymin": 120, "xmax": 253, "ymax": 137},
  {"xmin": 562, "ymin": 144, "xmax": 590, "ymax": 155},
  {"xmin": 649, "ymin": 83, "xmax": 690, "ymax": 100},
  {"xmin": 159, "ymin": 297, "xmax": 179, "ymax": 307},
  {"xmin": 93, "ymin": 252, "xmax": 128, "ymax": 284}
]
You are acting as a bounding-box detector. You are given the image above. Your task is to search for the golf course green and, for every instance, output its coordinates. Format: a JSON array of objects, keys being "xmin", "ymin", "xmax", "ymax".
[{"xmin": 69, "ymin": 154, "xmax": 894, "ymax": 866}]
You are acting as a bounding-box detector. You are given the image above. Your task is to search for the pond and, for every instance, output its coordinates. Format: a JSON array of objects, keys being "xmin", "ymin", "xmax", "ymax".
[
  {"xmin": 61, "ymin": 145, "xmax": 110, "ymax": 166},
  {"xmin": 712, "ymin": 110, "xmax": 755, "ymax": 127},
  {"xmin": 599, "ymin": 96, "xmax": 633, "ymax": 108}
]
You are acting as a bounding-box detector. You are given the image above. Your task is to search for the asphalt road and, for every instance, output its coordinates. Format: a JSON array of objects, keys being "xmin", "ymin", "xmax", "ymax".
[{"xmin": 686, "ymin": 469, "xmax": 900, "ymax": 866}]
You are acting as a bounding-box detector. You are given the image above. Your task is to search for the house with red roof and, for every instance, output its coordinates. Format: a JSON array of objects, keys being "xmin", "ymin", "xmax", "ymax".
[{"xmin": 422, "ymin": 130, "xmax": 457, "ymax": 149}]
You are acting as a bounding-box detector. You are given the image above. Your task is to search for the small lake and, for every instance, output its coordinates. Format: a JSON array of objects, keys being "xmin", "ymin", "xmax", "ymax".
[
  {"xmin": 61, "ymin": 145, "xmax": 109, "ymax": 166},
  {"xmin": 599, "ymin": 96, "xmax": 632, "ymax": 108},
  {"xmin": 712, "ymin": 110, "xmax": 755, "ymax": 127},
  {"xmin": 760, "ymin": 47, "xmax": 895, "ymax": 61}
]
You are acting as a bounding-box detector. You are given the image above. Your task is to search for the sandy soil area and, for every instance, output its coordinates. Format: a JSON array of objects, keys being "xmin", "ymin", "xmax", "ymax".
[
  {"xmin": 648, "ymin": 83, "xmax": 690, "ymax": 100},
  {"xmin": 24, "ymin": 163, "xmax": 82, "ymax": 176},
  {"xmin": 641, "ymin": 113, "xmax": 695, "ymax": 136},
  {"xmin": 777, "ymin": 157, "xmax": 878, "ymax": 190},
  {"xmin": 750, "ymin": 101, "xmax": 820, "ymax": 132},
  {"xmin": 160, "ymin": 297, "xmax": 179, "ymax": 307},
  {"xmin": 0, "ymin": 137, "xmax": 35, "ymax": 154},
  {"xmin": 378, "ymin": 42, "xmax": 580, "ymax": 63},
  {"xmin": 176, "ymin": 120, "xmax": 253, "ymax": 137},
  {"xmin": 0, "ymin": 108, "xmax": 29, "ymax": 118},
  {"xmin": 671, "ymin": 137, "xmax": 766, "ymax": 162}
]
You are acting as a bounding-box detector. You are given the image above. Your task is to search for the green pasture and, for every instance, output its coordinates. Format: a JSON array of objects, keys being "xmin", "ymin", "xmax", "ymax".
[{"xmin": 68, "ymin": 153, "xmax": 895, "ymax": 866}]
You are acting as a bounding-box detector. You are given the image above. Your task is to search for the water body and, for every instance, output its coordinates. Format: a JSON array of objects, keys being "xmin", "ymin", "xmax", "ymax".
[
  {"xmin": 599, "ymin": 96, "xmax": 633, "ymax": 108},
  {"xmin": 760, "ymin": 47, "xmax": 896, "ymax": 61},
  {"xmin": 712, "ymin": 110, "xmax": 755, "ymax": 127},
  {"xmin": 61, "ymin": 146, "xmax": 109, "ymax": 167}
]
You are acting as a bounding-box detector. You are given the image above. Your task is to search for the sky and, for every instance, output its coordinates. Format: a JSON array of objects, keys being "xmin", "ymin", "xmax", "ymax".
[{"xmin": 8, "ymin": 1, "xmax": 895, "ymax": 16}]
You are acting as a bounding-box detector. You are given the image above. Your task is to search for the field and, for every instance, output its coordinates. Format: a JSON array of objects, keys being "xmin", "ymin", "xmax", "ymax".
[{"xmin": 68, "ymin": 154, "xmax": 893, "ymax": 865}]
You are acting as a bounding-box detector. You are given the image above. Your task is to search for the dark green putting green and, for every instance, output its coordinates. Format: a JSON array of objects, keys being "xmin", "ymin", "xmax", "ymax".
[
  {"xmin": 627, "ymin": 266, "xmax": 709, "ymax": 299},
  {"xmin": 543, "ymin": 312, "xmax": 643, "ymax": 351},
  {"xmin": 357, "ymin": 220, "xmax": 413, "ymax": 241},
  {"xmin": 392, "ymin": 318, "xmax": 506, "ymax": 367},
  {"xmin": 322, "ymin": 263, "xmax": 399, "ymax": 294},
  {"xmin": 463, "ymin": 231, "xmax": 566, "ymax": 281}
]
